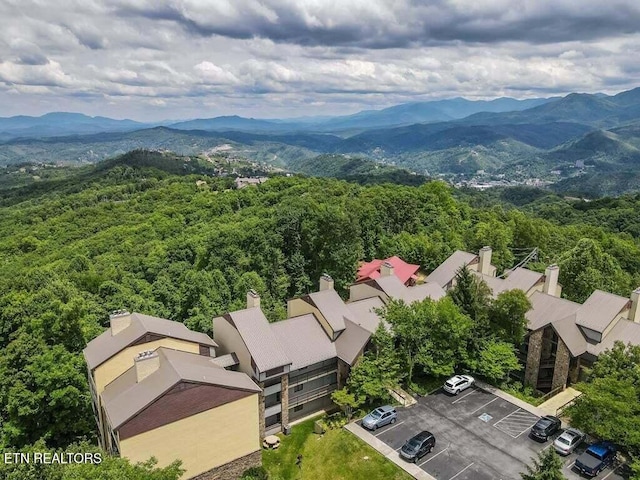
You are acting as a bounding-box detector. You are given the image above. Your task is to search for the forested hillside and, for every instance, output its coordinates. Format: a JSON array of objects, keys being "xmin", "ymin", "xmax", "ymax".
[{"xmin": 0, "ymin": 151, "xmax": 639, "ymax": 476}]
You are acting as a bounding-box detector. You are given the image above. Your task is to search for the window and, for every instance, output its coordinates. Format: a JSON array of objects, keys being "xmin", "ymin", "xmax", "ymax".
[
  {"xmin": 294, "ymin": 405, "xmax": 304, "ymax": 412},
  {"xmin": 294, "ymin": 384, "xmax": 303, "ymax": 392},
  {"xmin": 265, "ymin": 366, "xmax": 285, "ymax": 377}
]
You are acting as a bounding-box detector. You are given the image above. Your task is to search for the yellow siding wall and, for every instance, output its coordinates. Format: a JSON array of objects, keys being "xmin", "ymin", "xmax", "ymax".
[
  {"xmin": 120, "ymin": 393, "xmax": 260, "ymax": 479},
  {"xmin": 212, "ymin": 317, "xmax": 253, "ymax": 377},
  {"xmin": 94, "ymin": 339, "xmax": 200, "ymax": 394},
  {"xmin": 287, "ymin": 298, "xmax": 334, "ymax": 338}
]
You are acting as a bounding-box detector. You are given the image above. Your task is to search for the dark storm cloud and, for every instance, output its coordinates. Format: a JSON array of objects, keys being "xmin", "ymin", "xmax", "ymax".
[{"xmin": 113, "ymin": 0, "xmax": 640, "ymax": 48}]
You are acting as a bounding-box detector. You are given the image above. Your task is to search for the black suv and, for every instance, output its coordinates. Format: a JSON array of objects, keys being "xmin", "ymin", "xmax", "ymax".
[
  {"xmin": 529, "ymin": 415, "xmax": 561, "ymax": 442},
  {"xmin": 400, "ymin": 431, "xmax": 436, "ymax": 463}
]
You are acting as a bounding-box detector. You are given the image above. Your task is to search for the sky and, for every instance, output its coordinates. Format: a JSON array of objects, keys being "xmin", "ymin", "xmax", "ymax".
[{"xmin": 0, "ymin": 0, "xmax": 639, "ymax": 121}]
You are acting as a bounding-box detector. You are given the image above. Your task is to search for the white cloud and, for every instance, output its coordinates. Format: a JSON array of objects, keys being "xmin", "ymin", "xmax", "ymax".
[{"xmin": 0, "ymin": 0, "xmax": 639, "ymax": 120}]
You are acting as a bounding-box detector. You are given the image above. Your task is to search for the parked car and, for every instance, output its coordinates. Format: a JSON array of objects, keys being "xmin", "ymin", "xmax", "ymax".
[
  {"xmin": 553, "ymin": 428, "xmax": 586, "ymax": 455},
  {"xmin": 443, "ymin": 374, "xmax": 474, "ymax": 395},
  {"xmin": 400, "ymin": 431, "xmax": 436, "ymax": 463},
  {"xmin": 361, "ymin": 405, "xmax": 397, "ymax": 431},
  {"xmin": 529, "ymin": 415, "xmax": 561, "ymax": 442},
  {"xmin": 574, "ymin": 442, "xmax": 617, "ymax": 477}
]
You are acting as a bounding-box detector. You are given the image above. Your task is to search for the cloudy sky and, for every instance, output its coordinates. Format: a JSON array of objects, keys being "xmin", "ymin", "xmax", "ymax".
[{"xmin": 1, "ymin": 0, "xmax": 639, "ymax": 121}]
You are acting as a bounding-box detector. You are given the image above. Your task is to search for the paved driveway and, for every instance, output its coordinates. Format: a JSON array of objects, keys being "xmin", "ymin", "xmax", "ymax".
[{"xmin": 354, "ymin": 385, "xmax": 625, "ymax": 480}]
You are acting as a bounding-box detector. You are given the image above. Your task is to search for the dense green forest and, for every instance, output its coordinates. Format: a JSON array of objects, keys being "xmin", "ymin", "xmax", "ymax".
[{"xmin": 1, "ymin": 150, "xmax": 639, "ymax": 477}]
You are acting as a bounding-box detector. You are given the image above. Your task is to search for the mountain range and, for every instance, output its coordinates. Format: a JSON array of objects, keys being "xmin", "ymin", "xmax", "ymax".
[{"xmin": 1, "ymin": 87, "xmax": 640, "ymax": 196}]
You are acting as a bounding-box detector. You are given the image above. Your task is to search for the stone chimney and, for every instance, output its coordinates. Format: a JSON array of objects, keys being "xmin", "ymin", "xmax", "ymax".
[
  {"xmin": 246, "ymin": 289, "xmax": 260, "ymax": 309},
  {"xmin": 478, "ymin": 246, "xmax": 492, "ymax": 275},
  {"xmin": 380, "ymin": 261, "xmax": 394, "ymax": 277},
  {"xmin": 320, "ymin": 274, "xmax": 334, "ymax": 291},
  {"xmin": 543, "ymin": 264, "xmax": 560, "ymax": 296},
  {"xmin": 630, "ymin": 288, "xmax": 640, "ymax": 323},
  {"xmin": 110, "ymin": 310, "xmax": 132, "ymax": 336},
  {"xmin": 135, "ymin": 350, "xmax": 160, "ymax": 383}
]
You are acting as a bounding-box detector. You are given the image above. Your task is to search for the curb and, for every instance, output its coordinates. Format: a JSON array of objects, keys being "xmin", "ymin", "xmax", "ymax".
[{"xmin": 344, "ymin": 422, "xmax": 436, "ymax": 480}]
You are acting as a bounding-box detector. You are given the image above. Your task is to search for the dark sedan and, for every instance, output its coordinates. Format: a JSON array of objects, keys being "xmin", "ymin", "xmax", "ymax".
[{"xmin": 529, "ymin": 415, "xmax": 561, "ymax": 442}]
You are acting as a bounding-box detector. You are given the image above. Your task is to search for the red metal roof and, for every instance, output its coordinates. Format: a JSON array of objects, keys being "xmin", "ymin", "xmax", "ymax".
[{"xmin": 356, "ymin": 256, "xmax": 420, "ymax": 285}]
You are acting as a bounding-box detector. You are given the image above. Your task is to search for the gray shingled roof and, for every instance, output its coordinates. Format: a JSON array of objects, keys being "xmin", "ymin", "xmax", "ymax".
[
  {"xmin": 477, "ymin": 267, "xmax": 544, "ymax": 297},
  {"xmin": 271, "ymin": 314, "xmax": 337, "ymax": 371},
  {"xmin": 211, "ymin": 352, "xmax": 239, "ymax": 369},
  {"xmin": 588, "ymin": 318, "xmax": 640, "ymax": 356},
  {"xmin": 576, "ymin": 290, "xmax": 630, "ymax": 333},
  {"xmin": 526, "ymin": 291, "xmax": 581, "ymax": 331},
  {"xmin": 373, "ymin": 275, "xmax": 446, "ymax": 304},
  {"xmin": 307, "ymin": 289, "xmax": 351, "ymax": 333},
  {"xmin": 227, "ymin": 307, "xmax": 291, "ymax": 372},
  {"xmin": 426, "ymin": 250, "xmax": 477, "ymax": 288},
  {"xmin": 83, "ymin": 312, "xmax": 217, "ymax": 370},
  {"xmin": 335, "ymin": 319, "xmax": 372, "ymax": 366},
  {"xmin": 347, "ymin": 297, "xmax": 386, "ymax": 333},
  {"xmin": 102, "ymin": 348, "xmax": 260, "ymax": 430},
  {"xmin": 551, "ymin": 315, "xmax": 586, "ymax": 357}
]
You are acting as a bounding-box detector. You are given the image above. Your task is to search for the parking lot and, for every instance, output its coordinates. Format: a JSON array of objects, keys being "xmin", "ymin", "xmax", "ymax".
[{"xmin": 356, "ymin": 385, "xmax": 626, "ymax": 480}]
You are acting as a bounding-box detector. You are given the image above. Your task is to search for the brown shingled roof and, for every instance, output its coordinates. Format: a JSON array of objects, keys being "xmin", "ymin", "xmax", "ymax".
[
  {"xmin": 576, "ymin": 290, "xmax": 630, "ymax": 333},
  {"xmin": 102, "ymin": 348, "xmax": 260, "ymax": 430},
  {"xmin": 426, "ymin": 250, "xmax": 477, "ymax": 288},
  {"xmin": 83, "ymin": 312, "xmax": 217, "ymax": 370},
  {"xmin": 224, "ymin": 307, "xmax": 291, "ymax": 373}
]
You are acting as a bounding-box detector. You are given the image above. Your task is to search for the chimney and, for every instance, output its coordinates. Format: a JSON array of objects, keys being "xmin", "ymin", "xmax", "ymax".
[
  {"xmin": 246, "ymin": 289, "xmax": 260, "ymax": 309},
  {"xmin": 543, "ymin": 264, "xmax": 560, "ymax": 296},
  {"xmin": 110, "ymin": 310, "xmax": 131, "ymax": 336},
  {"xmin": 478, "ymin": 246, "xmax": 492, "ymax": 275},
  {"xmin": 380, "ymin": 261, "xmax": 394, "ymax": 277},
  {"xmin": 319, "ymin": 274, "xmax": 334, "ymax": 291},
  {"xmin": 135, "ymin": 350, "xmax": 160, "ymax": 383},
  {"xmin": 630, "ymin": 288, "xmax": 640, "ymax": 323}
]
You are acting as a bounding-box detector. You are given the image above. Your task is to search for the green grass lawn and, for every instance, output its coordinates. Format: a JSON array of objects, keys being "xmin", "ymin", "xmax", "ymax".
[{"xmin": 262, "ymin": 416, "xmax": 413, "ymax": 480}]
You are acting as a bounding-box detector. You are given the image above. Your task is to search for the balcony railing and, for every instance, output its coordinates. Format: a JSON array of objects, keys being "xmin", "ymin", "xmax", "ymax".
[
  {"xmin": 289, "ymin": 383, "xmax": 338, "ymax": 408},
  {"xmin": 289, "ymin": 367, "xmax": 337, "ymax": 388}
]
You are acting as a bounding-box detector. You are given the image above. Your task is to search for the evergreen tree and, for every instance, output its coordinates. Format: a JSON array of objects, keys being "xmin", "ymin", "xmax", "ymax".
[{"xmin": 520, "ymin": 448, "xmax": 566, "ymax": 480}]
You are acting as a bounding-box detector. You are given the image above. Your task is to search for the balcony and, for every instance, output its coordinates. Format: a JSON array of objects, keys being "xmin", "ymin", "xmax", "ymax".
[
  {"xmin": 289, "ymin": 383, "xmax": 338, "ymax": 409},
  {"xmin": 289, "ymin": 366, "xmax": 337, "ymax": 388}
]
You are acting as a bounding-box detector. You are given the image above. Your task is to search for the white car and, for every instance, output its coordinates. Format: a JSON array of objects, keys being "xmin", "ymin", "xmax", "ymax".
[
  {"xmin": 443, "ymin": 374, "xmax": 474, "ymax": 395},
  {"xmin": 553, "ymin": 428, "xmax": 586, "ymax": 455}
]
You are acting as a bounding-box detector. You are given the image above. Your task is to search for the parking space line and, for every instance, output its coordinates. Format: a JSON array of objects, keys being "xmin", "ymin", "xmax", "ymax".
[
  {"xmin": 469, "ymin": 397, "xmax": 498, "ymax": 415},
  {"xmin": 514, "ymin": 420, "xmax": 541, "ymax": 438},
  {"xmin": 492, "ymin": 407, "xmax": 523, "ymax": 426},
  {"xmin": 601, "ymin": 469, "xmax": 617, "ymax": 480},
  {"xmin": 373, "ymin": 420, "xmax": 405, "ymax": 436},
  {"xmin": 451, "ymin": 389, "xmax": 479, "ymax": 404},
  {"xmin": 449, "ymin": 462, "xmax": 475, "ymax": 480},
  {"xmin": 418, "ymin": 447, "xmax": 448, "ymax": 466}
]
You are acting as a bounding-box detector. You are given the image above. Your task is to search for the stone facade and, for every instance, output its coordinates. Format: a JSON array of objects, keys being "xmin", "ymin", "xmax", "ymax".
[
  {"xmin": 280, "ymin": 374, "xmax": 290, "ymax": 428},
  {"xmin": 189, "ymin": 450, "xmax": 262, "ymax": 480},
  {"xmin": 524, "ymin": 329, "xmax": 543, "ymax": 388},
  {"xmin": 568, "ymin": 356, "xmax": 581, "ymax": 384},
  {"xmin": 257, "ymin": 381, "xmax": 265, "ymax": 440},
  {"xmin": 551, "ymin": 338, "xmax": 571, "ymax": 391},
  {"xmin": 337, "ymin": 358, "xmax": 350, "ymax": 389}
]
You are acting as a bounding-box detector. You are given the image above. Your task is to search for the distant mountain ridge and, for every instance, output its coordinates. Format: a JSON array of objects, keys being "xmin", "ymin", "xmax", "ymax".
[
  {"xmin": 0, "ymin": 112, "xmax": 148, "ymax": 138},
  {"xmin": 2, "ymin": 86, "xmax": 640, "ymax": 196}
]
